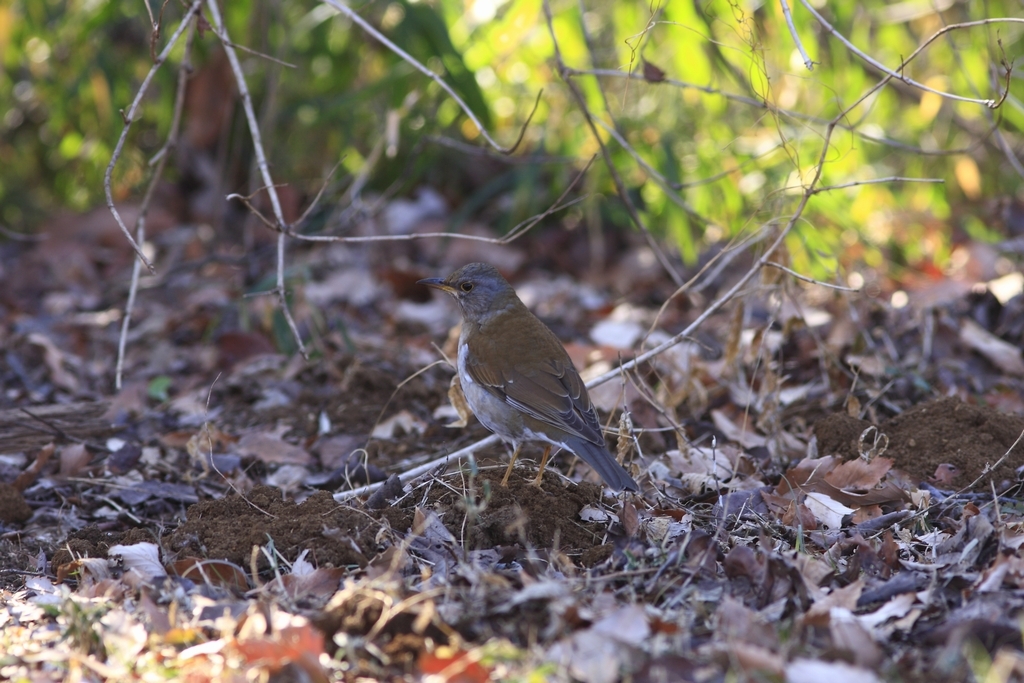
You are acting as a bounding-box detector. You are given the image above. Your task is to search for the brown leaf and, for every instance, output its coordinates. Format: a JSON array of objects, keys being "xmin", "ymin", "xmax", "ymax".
[
  {"xmin": 825, "ymin": 457, "xmax": 892, "ymax": 490},
  {"xmin": 217, "ymin": 331, "xmax": 276, "ymax": 369},
  {"xmin": 620, "ymin": 499, "xmax": 640, "ymax": 537},
  {"xmin": 731, "ymin": 643, "xmax": 785, "ymax": 676},
  {"xmin": 715, "ymin": 596, "xmax": 778, "ymax": 650},
  {"xmin": 830, "ymin": 609, "xmax": 884, "ymax": 669},
  {"xmin": 280, "ymin": 566, "xmax": 346, "ymax": 601},
  {"xmin": 929, "ymin": 463, "xmax": 960, "ymax": 486},
  {"xmin": 723, "ymin": 545, "xmax": 766, "ymax": 584},
  {"xmin": 802, "ymin": 578, "xmax": 864, "ymax": 627},
  {"xmin": 418, "ymin": 646, "xmax": 492, "ymax": 683},
  {"xmin": 447, "ymin": 374, "xmax": 471, "ymax": 428},
  {"xmin": 58, "ymin": 443, "xmax": 92, "ymax": 477},
  {"xmin": 171, "ymin": 558, "xmax": 250, "ymax": 590},
  {"xmin": 851, "ymin": 504, "xmax": 883, "ymax": 525},
  {"xmin": 12, "ymin": 443, "xmax": 54, "ymax": 491},
  {"xmin": 642, "ymin": 59, "xmax": 666, "ymax": 83},
  {"xmin": 235, "ymin": 429, "xmax": 312, "ymax": 465},
  {"xmin": 232, "ymin": 618, "xmax": 327, "ymax": 680}
]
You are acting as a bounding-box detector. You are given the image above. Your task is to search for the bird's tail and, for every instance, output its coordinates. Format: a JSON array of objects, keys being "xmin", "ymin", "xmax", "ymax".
[{"xmin": 565, "ymin": 437, "xmax": 639, "ymax": 492}]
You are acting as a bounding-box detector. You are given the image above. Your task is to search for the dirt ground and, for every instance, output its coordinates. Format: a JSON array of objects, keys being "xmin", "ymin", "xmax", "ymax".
[
  {"xmin": 2, "ymin": 208, "xmax": 1024, "ymax": 682},
  {"xmin": 816, "ymin": 397, "xmax": 1024, "ymax": 489}
]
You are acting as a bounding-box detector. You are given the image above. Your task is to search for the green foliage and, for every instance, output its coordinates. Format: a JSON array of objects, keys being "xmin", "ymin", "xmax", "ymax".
[
  {"xmin": 147, "ymin": 375, "xmax": 173, "ymax": 402},
  {"xmin": 2, "ymin": 0, "xmax": 1022, "ymax": 277}
]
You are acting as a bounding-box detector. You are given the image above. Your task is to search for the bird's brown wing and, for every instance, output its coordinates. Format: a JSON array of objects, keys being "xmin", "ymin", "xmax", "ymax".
[{"xmin": 464, "ymin": 350, "xmax": 605, "ymax": 445}]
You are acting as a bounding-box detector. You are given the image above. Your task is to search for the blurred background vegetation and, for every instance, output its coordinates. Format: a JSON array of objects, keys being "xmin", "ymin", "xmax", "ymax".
[{"xmin": 2, "ymin": 0, "xmax": 1023, "ymax": 281}]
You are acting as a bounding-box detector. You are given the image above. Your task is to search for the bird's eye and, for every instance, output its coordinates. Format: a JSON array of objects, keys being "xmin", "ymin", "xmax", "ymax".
[{"xmin": 460, "ymin": 282, "xmax": 474, "ymax": 292}]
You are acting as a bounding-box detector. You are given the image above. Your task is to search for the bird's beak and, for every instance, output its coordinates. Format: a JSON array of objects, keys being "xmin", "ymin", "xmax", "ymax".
[{"xmin": 418, "ymin": 277, "xmax": 456, "ymax": 295}]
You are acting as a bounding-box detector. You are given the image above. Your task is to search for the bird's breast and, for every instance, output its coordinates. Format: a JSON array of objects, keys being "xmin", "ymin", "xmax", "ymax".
[{"xmin": 457, "ymin": 341, "xmax": 524, "ymax": 442}]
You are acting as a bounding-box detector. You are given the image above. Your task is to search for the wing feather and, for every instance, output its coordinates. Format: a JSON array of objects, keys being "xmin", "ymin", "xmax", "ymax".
[{"xmin": 465, "ymin": 350, "xmax": 604, "ymax": 446}]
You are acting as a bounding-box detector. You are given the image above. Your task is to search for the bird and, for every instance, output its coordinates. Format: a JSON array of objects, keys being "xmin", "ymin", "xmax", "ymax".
[{"xmin": 418, "ymin": 263, "xmax": 639, "ymax": 492}]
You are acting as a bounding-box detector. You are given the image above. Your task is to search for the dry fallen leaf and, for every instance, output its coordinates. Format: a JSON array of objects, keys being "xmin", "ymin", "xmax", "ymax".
[
  {"xmin": 235, "ymin": 428, "xmax": 312, "ymax": 465},
  {"xmin": 446, "ymin": 374, "xmax": 471, "ymax": 428},
  {"xmin": 371, "ymin": 410, "xmax": 428, "ymax": 439},
  {"xmin": 109, "ymin": 542, "xmax": 167, "ymax": 582},
  {"xmin": 804, "ymin": 492, "xmax": 855, "ymax": 530},
  {"xmin": 959, "ymin": 318, "xmax": 1024, "ymax": 376}
]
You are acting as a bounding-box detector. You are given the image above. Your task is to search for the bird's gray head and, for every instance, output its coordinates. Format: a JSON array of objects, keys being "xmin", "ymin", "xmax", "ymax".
[{"xmin": 418, "ymin": 263, "xmax": 518, "ymax": 322}]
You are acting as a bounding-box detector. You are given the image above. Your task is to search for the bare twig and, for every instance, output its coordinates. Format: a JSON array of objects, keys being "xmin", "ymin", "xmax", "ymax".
[
  {"xmin": 104, "ymin": 0, "xmax": 202, "ymax": 274},
  {"xmin": 763, "ymin": 262, "xmax": 859, "ymax": 291},
  {"xmin": 567, "ymin": 67, "xmax": 982, "ymax": 156},
  {"xmin": 115, "ymin": 11, "xmax": 198, "ymax": 389},
  {"xmin": 319, "ymin": 0, "xmax": 531, "ymax": 155},
  {"xmin": 334, "ymin": 435, "xmax": 501, "ymax": 501},
  {"xmin": 425, "ymin": 134, "xmax": 576, "ymax": 164},
  {"xmin": 591, "ymin": 117, "xmax": 716, "ymax": 227},
  {"xmin": 543, "ymin": 0, "xmax": 684, "ymax": 287},
  {"xmin": 779, "ymin": 0, "xmax": 814, "ymax": 71},
  {"xmin": 798, "ymin": 5, "xmax": 1020, "ymax": 108},
  {"xmin": 0, "ymin": 224, "xmax": 46, "ymax": 242},
  {"xmin": 289, "ymin": 156, "xmax": 596, "ymax": 245},
  {"xmin": 810, "ymin": 177, "xmax": 944, "ymax": 194},
  {"xmin": 219, "ymin": 39, "xmax": 297, "ymax": 68},
  {"xmin": 203, "ymin": 0, "xmax": 308, "ymax": 358}
]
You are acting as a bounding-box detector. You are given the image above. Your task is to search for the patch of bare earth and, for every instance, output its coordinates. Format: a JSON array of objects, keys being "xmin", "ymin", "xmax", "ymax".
[{"xmin": 816, "ymin": 396, "xmax": 1024, "ymax": 490}]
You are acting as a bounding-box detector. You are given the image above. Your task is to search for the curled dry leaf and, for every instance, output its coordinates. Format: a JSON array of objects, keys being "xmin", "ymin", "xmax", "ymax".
[
  {"xmin": 446, "ymin": 374, "xmax": 471, "ymax": 428},
  {"xmin": 171, "ymin": 558, "xmax": 250, "ymax": 590},
  {"xmin": 12, "ymin": 443, "xmax": 55, "ymax": 490},
  {"xmin": 804, "ymin": 492, "xmax": 855, "ymax": 531},
  {"xmin": 58, "ymin": 443, "xmax": 92, "ymax": 478},
  {"xmin": 109, "ymin": 542, "xmax": 167, "ymax": 582},
  {"xmin": 372, "ymin": 410, "xmax": 428, "ymax": 439},
  {"xmin": 579, "ymin": 505, "xmax": 612, "ymax": 523},
  {"xmin": 27, "ymin": 332, "xmax": 79, "ymax": 391}
]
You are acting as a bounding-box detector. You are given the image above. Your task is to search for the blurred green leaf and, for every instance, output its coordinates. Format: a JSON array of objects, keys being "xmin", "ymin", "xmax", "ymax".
[{"xmin": 147, "ymin": 375, "xmax": 173, "ymax": 402}]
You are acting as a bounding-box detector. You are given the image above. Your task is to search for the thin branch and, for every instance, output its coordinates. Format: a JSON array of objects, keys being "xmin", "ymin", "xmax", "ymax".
[
  {"xmin": 289, "ymin": 159, "xmax": 594, "ymax": 245},
  {"xmin": 568, "ymin": 67, "xmax": 983, "ymax": 156},
  {"xmin": 319, "ymin": 0, "xmax": 531, "ymax": 155},
  {"xmin": 425, "ymin": 134, "xmax": 576, "ymax": 164},
  {"xmin": 105, "ymin": 1, "xmax": 202, "ymax": 274},
  {"xmin": 204, "ymin": 0, "xmax": 308, "ymax": 358},
  {"xmin": 334, "ymin": 435, "xmax": 501, "ymax": 501},
  {"xmin": 591, "ymin": 116, "xmax": 716, "ymax": 226},
  {"xmin": 0, "ymin": 224, "xmax": 46, "ymax": 242},
  {"xmin": 810, "ymin": 176, "xmax": 944, "ymax": 193},
  {"xmin": 293, "ymin": 162, "xmax": 342, "ymax": 229},
  {"xmin": 225, "ymin": 189, "xmax": 280, "ymax": 230},
  {"xmin": 116, "ymin": 12, "xmax": 197, "ymax": 390},
  {"xmin": 799, "ymin": 5, "xmax": 1021, "ymax": 108},
  {"xmin": 543, "ymin": 0, "xmax": 684, "ymax": 287},
  {"xmin": 219, "ymin": 39, "xmax": 297, "ymax": 68},
  {"xmin": 780, "ymin": 0, "xmax": 814, "ymax": 71},
  {"xmin": 763, "ymin": 262, "xmax": 859, "ymax": 291}
]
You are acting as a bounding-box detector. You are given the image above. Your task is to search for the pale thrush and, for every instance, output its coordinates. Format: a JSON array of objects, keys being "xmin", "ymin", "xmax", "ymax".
[{"xmin": 419, "ymin": 263, "xmax": 638, "ymax": 492}]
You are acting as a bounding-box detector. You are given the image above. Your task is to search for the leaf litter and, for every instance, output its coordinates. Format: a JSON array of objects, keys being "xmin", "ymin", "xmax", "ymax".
[{"xmin": 0, "ymin": 205, "xmax": 1023, "ymax": 681}]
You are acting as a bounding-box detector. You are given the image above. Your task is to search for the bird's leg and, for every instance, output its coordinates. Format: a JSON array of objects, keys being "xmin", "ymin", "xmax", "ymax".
[
  {"xmin": 500, "ymin": 445, "xmax": 521, "ymax": 487},
  {"xmin": 533, "ymin": 445, "xmax": 551, "ymax": 487}
]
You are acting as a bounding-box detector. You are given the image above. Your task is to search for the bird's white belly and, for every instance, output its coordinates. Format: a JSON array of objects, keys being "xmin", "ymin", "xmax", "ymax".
[{"xmin": 457, "ymin": 343, "xmax": 510, "ymax": 436}]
